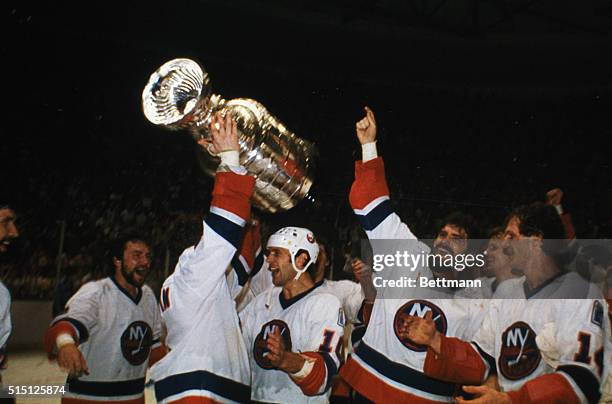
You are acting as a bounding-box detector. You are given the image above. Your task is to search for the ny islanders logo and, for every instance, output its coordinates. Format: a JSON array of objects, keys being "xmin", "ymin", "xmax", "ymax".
[
  {"xmin": 306, "ymin": 233, "xmax": 315, "ymax": 244},
  {"xmin": 394, "ymin": 300, "xmax": 447, "ymax": 352},
  {"xmin": 499, "ymin": 321, "xmax": 541, "ymax": 380},
  {"xmin": 120, "ymin": 321, "xmax": 153, "ymax": 366},
  {"xmin": 254, "ymin": 320, "xmax": 292, "ymax": 369}
]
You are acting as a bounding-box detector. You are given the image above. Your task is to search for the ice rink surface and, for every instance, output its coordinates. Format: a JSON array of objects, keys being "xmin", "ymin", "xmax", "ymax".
[{"xmin": 2, "ymin": 350, "xmax": 155, "ymax": 403}]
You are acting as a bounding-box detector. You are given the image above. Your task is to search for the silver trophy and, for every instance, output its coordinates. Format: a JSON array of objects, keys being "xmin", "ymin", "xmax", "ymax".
[{"xmin": 142, "ymin": 58, "xmax": 316, "ymax": 213}]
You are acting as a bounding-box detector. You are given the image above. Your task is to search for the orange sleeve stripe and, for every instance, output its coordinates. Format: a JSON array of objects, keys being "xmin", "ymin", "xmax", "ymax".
[
  {"xmin": 423, "ymin": 335, "xmax": 487, "ymax": 385},
  {"xmin": 44, "ymin": 321, "xmax": 78, "ymax": 356},
  {"xmin": 211, "ymin": 172, "xmax": 255, "ymax": 221},
  {"xmin": 148, "ymin": 344, "xmax": 168, "ymax": 367},
  {"xmin": 349, "ymin": 158, "xmax": 390, "ymax": 210},
  {"xmin": 292, "ymin": 352, "xmax": 327, "ymax": 396},
  {"xmin": 506, "ymin": 373, "xmax": 581, "ymax": 404}
]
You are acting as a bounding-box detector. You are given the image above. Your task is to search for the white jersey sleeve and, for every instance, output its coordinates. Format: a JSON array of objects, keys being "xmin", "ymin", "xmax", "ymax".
[
  {"xmin": 323, "ymin": 280, "xmax": 363, "ymax": 324},
  {"xmin": 152, "ymin": 170, "xmax": 255, "ymax": 403},
  {"xmin": 0, "ymin": 282, "xmax": 11, "ymax": 366},
  {"xmin": 552, "ymin": 299, "xmax": 604, "ymax": 400},
  {"xmin": 151, "ymin": 293, "xmax": 163, "ymax": 349},
  {"xmin": 53, "ymin": 281, "xmax": 102, "ymax": 342},
  {"xmin": 471, "ymin": 300, "xmax": 500, "ymax": 377},
  {"xmin": 174, "ymin": 211, "xmax": 247, "ymax": 299},
  {"xmin": 348, "ymin": 157, "xmax": 432, "ymax": 297},
  {"xmin": 228, "ymin": 222, "xmax": 265, "ymax": 301},
  {"xmin": 238, "ymin": 296, "xmax": 257, "ymax": 352},
  {"xmin": 295, "ymin": 293, "xmax": 345, "ymax": 396},
  {"xmin": 601, "ymin": 300, "xmax": 612, "ymax": 402},
  {"xmin": 349, "ymin": 157, "xmax": 418, "ymax": 241}
]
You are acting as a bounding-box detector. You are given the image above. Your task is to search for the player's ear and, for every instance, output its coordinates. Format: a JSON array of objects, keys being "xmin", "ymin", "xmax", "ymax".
[
  {"xmin": 113, "ymin": 256, "xmax": 122, "ymax": 272},
  {"xmin": 295, "ymin": 251, "xmax": 310, "ymax": 270}
]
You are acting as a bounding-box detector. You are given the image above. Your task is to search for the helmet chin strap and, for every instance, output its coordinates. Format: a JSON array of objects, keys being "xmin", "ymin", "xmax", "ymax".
[{"xmin": 291, "ymin": 253, "xmax": 313, "ymax": 281}]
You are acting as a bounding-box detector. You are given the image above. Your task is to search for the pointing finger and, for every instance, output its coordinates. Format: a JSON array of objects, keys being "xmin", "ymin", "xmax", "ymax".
[{"xmin": 365, "ymin": 106, "xmax": 376, "ymax": 125}]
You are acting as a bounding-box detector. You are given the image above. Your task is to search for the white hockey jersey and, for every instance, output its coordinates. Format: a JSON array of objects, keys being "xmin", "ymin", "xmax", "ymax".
[
  {"xmin": 151, "ymin": 170, "xmax": 255, "ymax": 403},
  {"xmin": 240, "ymin": 284, "xmax": 345, "ymax": 403},
  {"xmin": 601, "ymin": 299, "xmax": 612, "ymax": 402},
  {"xmin": 454, "ymin": 276, "xmax": 497, "ymax": 299},
  {"xmin": 48, "ymin": 277, "xmax": 163, "ymax": 401},
  {"xmin": 226, "ymin": 221, "xmax": 267, "ymax": 305},
  {"xmin": 233, "ymin": 250, "xmax": 271, "ymax": 313},
  {"xmin": 317, "ymin": 279, "xmax": 364, "ymax": 325},
  {"xmin": 472, "ymin": 298, "xmax": 604, "ymax": 403},
  {"xmin": 0, "ymin": 282, "xmax": 11, "ymax": 370},
  {"xmin": 493, "ymin": 272, "xmax": 602, "ymax": 299},
  {"xmin": 340, "ymin": 157, "xmax": 487, "ymax": 403}
]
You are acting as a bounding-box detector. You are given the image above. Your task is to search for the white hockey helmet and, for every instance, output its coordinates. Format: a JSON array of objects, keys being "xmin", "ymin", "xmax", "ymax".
[{"xmin": 267, "ymin": 227, "xmax": 319, "ymax": 280}]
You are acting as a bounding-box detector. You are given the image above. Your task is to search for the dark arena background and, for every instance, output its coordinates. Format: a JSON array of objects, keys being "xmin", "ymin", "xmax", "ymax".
[{"xmin": 2, "ymin": 0, "xmax": 612, "ymax": 400}]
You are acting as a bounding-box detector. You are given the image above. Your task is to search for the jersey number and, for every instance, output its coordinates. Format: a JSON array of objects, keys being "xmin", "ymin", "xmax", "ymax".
[
  {"xmin": 574, "ymin": 332, "xmax": 592, "ymax": 364},
  {"xmin": 574, "ymin": 332, "xmax": 604, "ymax": 375},
  {"xmin": 574, "ymin": 332, "xmax": 603, "ymax": 375},
  {"xmin": 319, "ymin": 330, "xmax": 335, "ymax": 353}
]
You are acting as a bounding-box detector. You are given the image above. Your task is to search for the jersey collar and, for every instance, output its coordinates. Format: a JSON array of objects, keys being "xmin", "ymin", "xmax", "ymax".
[
  {"xmin": 279, "ymin": 281, "xmax": 323, "ymax": 310},
  {"xmin": 523, "ymin": 271, "xmax": 565, "ymax": 299},
  {"xmin": 111, "ymin": 275, "xmax": 142, "ymax": 305}
]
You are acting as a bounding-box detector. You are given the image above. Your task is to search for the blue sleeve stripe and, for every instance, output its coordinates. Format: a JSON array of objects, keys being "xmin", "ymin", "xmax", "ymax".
[
  {"xmin": 557, "ymin": 365, "xmax": 600, "ymax": 404},
  {"xmin": 231, "ymin": 255, "xmax": 250, "ymax": 286},
  {"xmin": 204, "ymin": 212, "xmax": 244, "ymax": 250},
  {"xmin": 320, "ymin": 351, "xmax": 338, "ymax": 394},
  {"xmin": 355, "ymin": 199, "xmax": 394, "ymax": 231},
  {"xmin": 52, "ymin": 317, "xmax": 90, "ymax": 344}
]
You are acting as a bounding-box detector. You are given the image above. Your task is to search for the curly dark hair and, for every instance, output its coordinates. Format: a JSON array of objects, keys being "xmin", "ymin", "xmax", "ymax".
[
  {"xmin": 519, "ymin": 202, "xmax": 570, "ymax": 265},
  {"xmin": 110, "ymin": 234, "xmax": 151, "ymax": 262},
  {"xmin": 441, "ymin": 211, "xmax": 478, "ymax": 239}
]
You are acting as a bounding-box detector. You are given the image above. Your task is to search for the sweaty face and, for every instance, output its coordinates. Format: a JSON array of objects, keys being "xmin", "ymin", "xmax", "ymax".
[
  {"xmin": 0, "ymin": 208, "xmax": 19, "ymax": 253},
  {"xmin": 430, "ymin": 224, "xmax": 468, "ymax": 277},
  {"xmin": 502, "ymin": 217, "xmax": 538, "ymax": 272},
  {"xmin": 484, "ymin": 237, "xmax": 510, "ymax": 276},
  {"xmin": 433, "ymin": 224, "xmax": 468, "ymax": 256},
  {"xmin": 118, "ymin": 241, "xmax": 151, "ymax": 288},
  {"xmin": 266, "ymin": 247, "xmax": 297, "ymax": 287}
]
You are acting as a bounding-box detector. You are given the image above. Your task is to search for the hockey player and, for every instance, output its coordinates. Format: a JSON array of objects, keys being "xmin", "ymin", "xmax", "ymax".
[
  {"xmin": 339, "ymin": 107, "xmax": 487, "ymax": 403},
  {"xmin": 603, "ymin": 294, "xmax": 612, "ymax": 403},
  {"xmin": 44, "ymin": 234, "xmax": 165, "ymax": 403},
  {"xmin": 401, "ymin": 202, "xmax": 604, "ymax": 403},
  {"xmin": 239, "ymin": 227, "xmax": 345, "ymax": 403},
  {"xmin": 150, "ymin": 112, "xmax": 255, "ymax": 403},
  {"xmin": 0, "ymin": 204, "xmax": 18, "ymax": 386},
  {"xmin": 231, "ymin": 218, "xmax": 271, "ymax": 312},
  {"xmin": 311, "ymin": 240, "xmax": 368, "ymax": 324},
  {"xmin": 0, "ymin": 204, "xmax": 18, "ymax": 255},
  {"xmin": 455, "ymin": 227, "xmax": 516, "ymax": 299}
]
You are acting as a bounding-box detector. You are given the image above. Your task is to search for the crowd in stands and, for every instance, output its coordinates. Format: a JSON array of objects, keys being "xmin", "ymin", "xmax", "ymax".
[{"xmin": 2, "ymin": 76, "xmax": 610, "ymax": 302}]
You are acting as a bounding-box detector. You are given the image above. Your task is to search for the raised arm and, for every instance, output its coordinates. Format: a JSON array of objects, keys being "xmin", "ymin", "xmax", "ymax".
[
  {"xmin": 349, "ymin": 107, "xmax": 418, "ymax": 241},
  {"xmin": 176, "ymin": 112, "xmax": 256, "ymax": 297}
]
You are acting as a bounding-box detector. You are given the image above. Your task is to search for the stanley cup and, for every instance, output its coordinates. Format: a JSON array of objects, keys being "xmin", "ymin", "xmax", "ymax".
[{"xmin": 142, "ymin": 58, "xmax": 316, "ymax": 213}]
